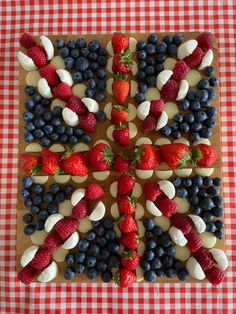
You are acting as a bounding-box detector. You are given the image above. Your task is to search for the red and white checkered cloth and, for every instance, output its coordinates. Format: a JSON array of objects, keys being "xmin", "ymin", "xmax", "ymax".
[{"xmin": 0, "ymin": 1, "xmax": 236, "ymax": 313}]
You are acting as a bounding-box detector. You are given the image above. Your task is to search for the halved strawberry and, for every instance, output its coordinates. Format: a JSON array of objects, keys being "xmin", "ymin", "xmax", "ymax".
[
  {"xmin": 61, "ymin": 151, "xmax": 88, "ymax": 176},
  {"xmin": 112, "ymin": 33, "xmax": 129, "ymax": 53},
  {"xmin": 86, "ymin": 143, "xmax": 114, "ymax": 170},
  {"xmin": 20, "ymin": 153, "xmax": 40, "ymax": 175},
  {"xmin": 40, "ymin": 149, "xmax": 61, "ymax": 175},
  {"xmin": 111, "ymin": 104, "xmax": 129, "ymax": 125}
]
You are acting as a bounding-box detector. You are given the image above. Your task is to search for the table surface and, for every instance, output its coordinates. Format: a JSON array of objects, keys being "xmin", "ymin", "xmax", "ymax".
[{"xmin": 0, "ymin": 0, "xmax": 236, "ymax": 313}]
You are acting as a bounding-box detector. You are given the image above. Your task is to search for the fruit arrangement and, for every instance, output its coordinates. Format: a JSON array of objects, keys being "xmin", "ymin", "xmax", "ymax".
[{"xmin": 17, "ymin": 32, "xmax": 227, "ymax": 287}]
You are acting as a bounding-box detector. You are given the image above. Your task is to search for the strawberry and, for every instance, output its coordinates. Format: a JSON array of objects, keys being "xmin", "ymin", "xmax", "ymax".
[
  {"xmin": 196, "ymin": 32, "xmax": 214, "ymax": 52},
  {"xmin": 52, "ymin": 82, "xmax": 72, "ymax": 101},
  {"xmin": 194, "ymin": 247, "xmax": 214, "ymax": 271},
  {"xmin": 19, "ymin": 153, "xmax": 40, "ymax": 175},
  {"xmin": 191, "ymin": 144, "xmax": 217, "ymax": 167},
  {"xmin": 54, "ymin": 217, "xmax": 79, "ymax": 241},
  {"xmin": 20, "ymin": 33, "xmax": 37, "ymax": 49},
  {"xmin": 141, "ymin": 115, "xmax": 157, "ymax": 133},
  {"xmin": 121, "ymin": 250, "xmax": 139, "ymax": 271},
  {"xmin": 72, "ymin": 198, "xmax": 88, "ymax": 219},
  {"xmin": 112, "ymin": 74, "xmax": 130, "ymax": 105},
  {"xmin": 39, "ymin": 64, "xmax": 60, "ymax": 87},
  {"xmin": 118, "ymin": 196, "xmax": 137, "ymax": 215},
  {"xmin": 149, "ymin": 99, "xmax": 164, "ymax": 118},
  {"xmin": 170, "ymin": 213, "xmax": 194, "ymax": 235},
  {"xmin": 44, "ymin": 232, "xmax": 63, "ymax": 252},
  {"xmin": 172, "ymin": 61, "xmax": 190, "ymax": 81},
  {"xmin": 111, "ymin": 105, "xmax": 129, "ymax": 125},
  {"xmin": 184, "ymin": 47, "xmax": 204, "ymax": 68},
  {"xmin": 159, "ymin": 143, "xmax": 192, "ymax": 169},
  {"xmin": 18, "ymin": 264, "xmax": 38, "ymax": 285},
  {"xmin": 85, "ymin": 183, "xmax": 105, "ymax": 200},
  {"xmin": 205, "ymin": 266, "xmax": 225, "ymax": 286},
  {"xmin": 117, "ymin": 174, "xmax": 135, "ymax": 195},
  {"xmin": 40, "ymin": 149, "xmax": 61, "ymax": 175},
  {"xmin": 161, "ymin": 79, "xmax": 178, "ymax": 100},
  {"xmin": 29, "ymin": 247, "xmax": 51, "ymax": 270},
  {"xmin": 112, "ymin": 33, "xmax": 129, "ymax": 53},
  {"xmin": 144, "ymin": 182, "xmax": 162, "ymax": 202},
  {"xmin": 27, "ymin": 45, "xmax": 47, "ymax": 68},
  {"xmin": 115, "ymin": 268, "xmax": 136, "ymax": 288},
  {"xmin": 113, "ymin": 154, "xmax": 131, "ymax": 172},
  {"xmin": 133, "ymin": 144, "xmax": 161, "ymax": 170},
  {"xmin": 61, "ymin": 151, "xmax": 88, "ymax": 176},
  {"xmin": 113, "ymin": 125, "xmax": 130, "ymax": 146},
  {"xmin": 155, "ymin": 195, "xmax": 177, "ymax": 217},
  {"xmin": 66, "ymin": 95, "xmax": 88, "ymax": 115},
  {"xmin": 118, "ymin": 215, "xmax": 138, "ymax": 233},
  {"xmin": 79, "ymin": 112, "xmax": 96, "ymax": 133},
  {"xmin": 185, "ymin": 232, "xmax": 202, "ymax": 252},
  {"xmin": 119, "ymin": 232, "xmax": 139, "ymax": 250},
  {"xmin": 112, "ymin": 50, "xmax": 133, "ymax": 74},
  {"xmin": 86, "ymin": 143, "xmax": 114, "ymax": 171}
]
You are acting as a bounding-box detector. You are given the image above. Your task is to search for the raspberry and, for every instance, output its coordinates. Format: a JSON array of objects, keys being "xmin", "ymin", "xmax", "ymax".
[
  {"xmin": 170, "ymin": 213, "xmax": 194, "ymax": 234},
  {"xmin": 29, "ymin": 247, "xmax": 52, "ymax": 270},
  {"xmin": 27, "ymin": 45, "xmax": 47, "ymax": 68},
  {"xmin": 194, "ymin": 247, "xmax": 214, "ymax": 271},
  {"xmin": 185, "ymin": 232, "xmax": 202, "ymax": 252},
  {"xmin": 79, "ymin": 112, "xmax": 96, "ymax": 133},
  {"xmin": 161, "ymin": 79, "xmax": 178, "ymax": 100},
  {"xmin": 155, "ymin": 195, "xmax": 177, "ymax": 217},
  {"xmin": 172, "ymin": 61, "xmax": 190, "ymax": 80},
  {"xmin": 149, "ymin": 99, "xmax": 164, "ymax": 118},
  {"xmin": 184, "ymin": 47, "xmax": 204, "ymax": 68},
  {"xmin": 85, "ymin": 183, "xmax": 105, "ymax": 200},
  {"xmin": 144, "ymin": 182, "xmax": 162, "ymax": 202},
  {"xmin": 72, "ymin": 198, "xmax": 88, "ymax": 218},
  {"xmin": 196, "ymin": 32, "xmax": 214, "ymax": 52},
  {"xmin": 66, "ymin": 95, "xmax": 88, "ymax": 115},
  {"xmin": 20, "ymin": 33, "xmax": 37, "ymax": 49},
  {"xmin": 52, "ymin": 82, "xmax": 72, "ymax": 101},
  {"xmin": 141, "ymin": 115, "xmax": 157, "ymax": 133},
  {"xmin": 205, "ymin": 266, "xmax": 225, "ymax": 286},
  {"xmin": 18, "ymin": 264, "xmax": 38, "ymax": 284},
  {"xmin": 39, "ymin": 64, "xmax": 60, "ymax": 87},
  {"xmin": 54, "ymin": 217, "xmax": 79, "ymax": 241},
  {"xmin": 44, "ymin": 232, "xmax": 63, "ymax": 252}
]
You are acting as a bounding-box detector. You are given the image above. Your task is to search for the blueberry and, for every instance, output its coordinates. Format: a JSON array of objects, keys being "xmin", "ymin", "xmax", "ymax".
[
  {"xmin": 206, "ymin": 222, "xmax": 217, "ymax": 233},
  {"xmin": 144, "ymin": 270, "xmax": 157, "ymax": 282},
  {"xmin": 213, "ymin": 196, "xmax": 223, "ymax": 206},
  {"xmin": 68, "ymin": 136, "xmax": 77, "ymax": 145},
  {"xmin": 102, "ymin": 270, "xmax": 113, "ymax": 283},
  {"xmin": 34, "ymin": 219, "xmax": 45, "ymax": 230},
  {"xmin": 138, "ymin": 70, "xmax": 146, "ymax": 81},
  {"xmin": 146, "ymin": 239, "xmax": 157, "ymax": 250},
  {"xmin": 156, "ymin": 269, "xmax": 165, "ymax": 277},
  {"xmin": 145, "ymin": 65, "xmax": 155, "ymax": 76},
  {"xmin": 207, "ymin": 88, "xmax": 216, "ymax": 100},
  {"xmin": 21, "ymin": 189, "xmax": 30, "ymax": 198},
  {"xmin": 190, "ymin": 132, "xmax": 200, "ymax": 143},
  {"xmin": 100, "ymin": 248, "xmax": 110, "ymax": 259},
  {"xmin": 70, "ymin": 48, "xmax": 80, "ymax": 59},
  {"xmin": 84, "ymin": 69, "xmax": 94, "ymax": 80},
  {"xmin": 137, "ymin": 50, "xmax": 147, "ymax": 60},
  {"xmin": 89, "ymin": 52, "xmax": 98, "ymax": 62},
  {"xmin": 190, "ymin": 122, "xmax": 201, "ymax": 132},
  {"xmin": 215, "ymin": 220, "xmax": 224, "ymax": 229},
  {"xmin": 41, "ymin": 98, "xmax": 51, "ymax": 107},
  {"xmin": 73, "ymin": 128, "xmax": 84, "ymax": 137},
  {"xmin": 165, "ymin": 268, "xmax": 176, "ymax": 278},
  {"xmin": 65, "ymin": 253, "xmax": 75, "ymax": 264},
  {"xmin": 167, "ymin": 44, "xmax": 177, "ymax": 56},
  {"xmin": 144, "ymin": 250, "xmax": 155, "ymax": 261},
  {"xmin": 96, "ymin": 260, "xmax": 107, "ymax": 272},
  {"xmin": 199, "ymin": 127, "xmax": 212, "ymax": 138},
  {"xmin": 75, "ymin": 57, "xmax": 89, "ymax": 72},
  {"xmin": 96, "ymin": 80, "xmax": 106, "ymax": 91},
  {"xmin": 198, "ymin": 79, "xmax": 209, "ymax": 89},
  {"xmin": 152, "ymin": 257, "xmax": 162, "ymax": 270},
  {"xmin": 78, "ymin": 239, "xmax": 90, "ymax": 251},
  {"xmin": 22, "ymin": 176, "xmax": 33, "ymax": 189},
  {"xmin": 162, "ymin": 256, "xmax": 173, "ymax": 268},
  {"xmin": 155, "ymin": 63, "xmax": 164, "ymax": 74},
  {"xmin": 156, "ymin": 42, "xmax": 167, "ymax": 53},
  {"xmin": 140, "ymin": 259, "xmax": 151, "ymax": 271},
  {"xmin": 201, "ymin": 211, "xmax": 213, "ymax": 223},
  {"xmin": 89, "ymin": 243, "xmax": 100, "ymax": 256},
  {"xmin": 49, "ymin": 183, "xmax": 60, "ymax": 194},
  {"xmin": 187, "ymin": 89, "xmax": 197, "ymax": 101},
  {"xmin": 213, "ymin": 177, "xmax": 222, "ymax": 186},
  {"xmin": 153, "ymin": 226, "xmax": 163, "ymax": 236},
  {"xmin": 80, "ymin": 48, "xmax": 89, "ymax": 58},
  {"xmin": 23, "ymin": 111, "xmax": 35, "ymax": 122},
  {"xmin": 207, "ymin": 186, "xmax": 219, "ymax": 197},
  {"xmin": 173, "ymin": 259, "xmax": 183, "ymax": 271},
  {"xmin": 135, "ymin": 92, "xmax": 145, "ymax": 104},
  {"xmin": 24, "ymin": 198, "xmax": 33, "ymax": 208},
  {"xmin": 105, "ymin": 229, "xmax": 116, "ymax": 241},
  {"xmin": 38, "ymin": 209, "xmax": 49, "ymax": 220},
  {"xmin": 184, "ymin": 113, "xmax": 195, "ymax": 124},
  {"xmin": 64, "ymin": 184, "xmax": 74, "ymax": 195},
  {"xmin": 136, "ymin": 40, "xmax": 146, "ymax": 50},
  {"xmin": 59, "ymin": 134, "xmax": 68, "ymax": 144},
  {"xmin": 43, "ymin": 192, "xmax": 54, "ymax": 204},
  {"xmin": 66, "ymin": 40, "xmax": 76, "ymax": 49},
  {"xmin": 75, "ymin": 252, "xmax": 85, "ymax": 263},
  {"xmin": 98, "ymin": 48, "xmax": 107, "ymax": 56},
  {"xmin": 64, "ymin": 267, "xmax": 76, "ymax": 280},
  {"xmin": 47, "ymin": 203, "xmax": 58, "ymax": 214},
  {"xmin": 159, "ymin": 234, "xmax": 171, "ymax": 247},
  {"xmin": 176, "ymin": 188, "xmax": 188, "ymax": 198},
  {"xmin": 85, "ymin": 256, "xmax": 97, "ymax": 268},
  {"xmin": 203, "ymin": 177, "xmax": 213, "ymax": 186},
  {"xmin": 204, "ymin": 117, "xmax": 216, "ymax": 128},
  {"xmin": 145, "ymin": 231, "xmax": 154, "ymax": 239},
  {"xmin": 25, "ymin": 99, "xmax": 35, "ymax": 111},
  {"xmin": 172, "ymin": 177, "xmax": 182, "ymax": 187},
  {"xmin": 188, "ymin": 195, "xmax": 199, "ymax": 206},
  {"xmin": 55, "ymin": 192, "xmax": 65, "ymax": 203},
  {"xmin": 161, "ymin": 126, "xmax": 172, "ymax": 136},
  {"xmin": 25, "ymin": 85, "xmax": 36, "ymax": 96},
  {"xmin": 85, "ymin": 88, "xmax": 94, "ymax": 98},
  {"xmin": 191, "ymin": 206, "xmax": 201, "ymax": 215},
  {"xmin": 165, "ymin": 245, "xmax": 176, "ymax": 256},
  {"xmin": 179, "ymin": 99, "xmax": 190, "ymax": 110},
  {"xmin": 75, "ymin": 263, "xmax": 85, "ymax": 274},
  {"xmin": 146, "ymin": 58, "xmax": 155, "ymax": 66},
  {"xmin": 59, "ymin": 46, "xmax": 69, "ymax": 58},
  {"xmin": 55, "ymin": 38, "xmax": 64, "ymax": 48},
  {"xmin": 198, "ymin": 188, "xmax": 208, "ymax": 198},
  {"xmin": 23, "ymin": 213, "xmax": 33, "ymax": 224},
  {"xmin": 88, "ymin": 39, "xmax": 100, "ymax": 52},
  {"xmin": 143, "ymin": 218, "xmax": 155, "ymax": 230},
  {"xmin": 214, "ymin": 229, "xmax": 224, "ymax": 239},
  {"xmin": 147, "ymin": 33, "xmax": 158, "ymax": 44},
  {"xmin": 145, "ymin": 43, "xmax": 156, "ymax": 55},
  {"xmin": 25, "ymin": 122, "xmax": 35, "ymax": 133},
  {"xmin": 24, "ymin": 224, "xmax": 35, "ymax": 235},
  {"xmin": 65, "ymin": 127, "xmax": 74, "ymax": 137},
  {"xmin": 192, "ymin": 175, "xmax": 203, "ymax": 187},
  {"xmin": 34, "ymin": 118, "xmax": 45, "ymax": 128},
  {"xmin": 85, "ymin": 230, "xmax": 96, "ymax": 241},
  {"xmin": 43, "ymin": 112, "xmax": 52, "ymax": 122},
  {"xmin": 96, "ymin": 68, "xmax": 106, "ymax": 79},
  {"xmin": 81, "ymin": 133, "xmax": 92, "ymax": 143},
  {"xmin": 108, "ymin": 254, "xmax": 120, "ymax": 268},
  {"xmin": 95, "ymin": 110, "xmax": 106, "ymax": 122},
  {"xmin": 92, "ymin": 221, "xmax": 100, "ymax": 227},
  {"xmin": 97, "ymin": 236, "xmax": 107, "ymax": 248},
  {"xmin": 90, "ymin": 62, "xmax": 99, "ymax": 72},
  {"xmin": 43, "ymin": 125, "xmax": 53, "ymax": 135},
  {"xmin": 190, "ymin": 101, "xmax": 201, "ymax": 111},
  {"xmin": 179, "ymin": 122, "xmax": 189, "ymax": 133},
  {"xmin": 172, "ymin": 131, "xmax": 181, "ymax": 139},
  {"xmin": 95, "ymin": 91, "xmax": 105, "ymax": 102},
  {"xmin": 174, "ymin": 114, "xmax": 183, "ymax": 123},
  {"xmin": 204, "ymin": 66, "xmax": 214, "ymax": 77},
  {"xmin": 72, "ymin": 71, "xmax": 83, "ymax": 82},
  {"xmin": 57, "ymin": 124, "xmax": 66, "ymax": 135},
  {"xmin": 155, "ymin": 53, "xmax": 166, "ymax": 63},
  {"xmin": 64, "ymin": 57, "xmax": 74, "ymax": 69},
  {"xmin": 40, "ymin": 137, "xmax": 51, "ymax": 147},
  {"xmin": 188, "ymin": 185, "xmax": 200, "ymax": 197},
  {"xmin": 194, "ymin": 111, "xmax": 207, "ymax": 122},
  {"xmin": 76, "ymin": 38, "xmax": 86, "ymax": 48},
  {"xmin": 52, "ymin": 106, "xmax": 63, "ymax": 117},
  {"xmin": 170, "ymin": 122, "xmax": 179, "ymax": 131},
  {"xmin": 97, "ymin": 55, "xmax": 107, "ymax": 66},
  {"xmin": 211, "ymin": 206, "xmax": 224, "ymax": 217},
  {"xmin": 177, "ymin": 268, "xmax": 189, "ymax": 281},
  {"xmin": 103, "ymin": 218, "xmax": 113, "ymax": 229},
  {"xmin": 173, "ymin": 33, "xmax": 183, "ymax": 45},
  {"xmin": 200, "ymin": 100, "xmax": 210, "ymax": 108},
  {"xmin": 34, "ymin": 129, "xmax": 44, "ymax": 139},
  {"xmin": 182, "ymin": 178, "xmax": 192, "ymax": 187},
  {"xmin": 51, "ymin": 118, "xmax": 61, "ymax": 127},
  {"xmin": 154, "ymin": 245, "xmax": 164, "ymax": 257}
]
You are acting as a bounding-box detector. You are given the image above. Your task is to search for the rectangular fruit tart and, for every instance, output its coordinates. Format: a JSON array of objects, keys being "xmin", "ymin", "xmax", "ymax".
[{"xmin": 17, "ymin": 32, "xmax": 228, "ymax": 287}]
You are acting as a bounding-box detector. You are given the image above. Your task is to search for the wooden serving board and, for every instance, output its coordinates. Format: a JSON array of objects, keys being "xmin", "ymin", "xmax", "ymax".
[{"xmin": 17, "ymin": 32, "xmax": 224, "ymax": 283}]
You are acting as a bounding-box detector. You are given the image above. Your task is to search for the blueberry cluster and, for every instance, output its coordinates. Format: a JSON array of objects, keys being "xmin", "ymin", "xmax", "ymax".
[
  {"xmin": 162, "ymin": 74, "xmax": 219, "ymax": 142},
  {"xmin": 55, "ymin": 38, "xmax": 107, "ymax": 102},
  {"xmin": 64, "ymin": 218, "xmax": 120, "ymax": 282},
  {"xmin": 21, "ymin": 176, "xmax": 74, "ymax": 235},
  {"xmin": 135, "ymin": 33, "xmax": 184, "ymax": 104},
  {"xmin": 23, "ymin": 86, "xmax": 105, "ymax": 146},
  {"xmin": 172, "ymin": 175, "xmax": 224, "ymax": 239},
  {"xmin": 140, "ymin": 218, "xmax": 188, "ymax": 282}
]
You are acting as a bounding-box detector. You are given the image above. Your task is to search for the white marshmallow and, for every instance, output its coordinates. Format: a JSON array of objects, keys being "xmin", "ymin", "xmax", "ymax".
[
  {"xmin": 177, "ymin": 39, "xmax": 198, "ymax": 60},
  {"xmin": 158, "ymin": 180, "xmax": 175, "ymax": 199},
  {"xmin": 45, "ymin": 213, "xmax": 64, "ymax": 233},
  {"xmin": 186, "ymin": 256, "xmax": 206, "ymax": 280},
  {"xmin": 71, "ymin": 188, "xmax": 85, "ymax": 206},
  {"xmin": 146, "ymin": 200, "xmax": 162, "ymax": 216},
  {"xmin": 62, "ymin": 107, "xmax": 79, "ymax": 127},
  {"xmin": 137, "ymin": 101, "xmax": 151, "ymax": 121},
  {"xmin": 62, "ymin": 231, "xmax": 79, "ymax": 249},
  {"xmin": 18, "ymin": 51, "xmax": 37, "ymax": 71},
  {"xmin": 89, "ymin": 201, "xmax": 106, "ymax": 221},
  {"xmin": 37, "ymin": 261, "xmax": 58, "ymax": 283},
  {"xmin": 156, "ymin": 70, "xmax": 173, "ymax": 90},
  {"xmin": 40, "ymin": 35, "xmax": 54, "ymax": 60},
  {"xmin": 56, "ymin": 69, "xmax": 73, "ymax": 86},
  {"xmin": 20, "ymin": 245, "xmax": 39, "ymax": 267},
  {"xmin": 81, "ymin": 97, "xmax": 99, "ymax": 113},
  {"xmin": 169, "ymin": 226, "xmax": 187, "ymax": 246},
  {"xmin": 38, "ymin": 78, "xmax": 53, "ymax": 98}
]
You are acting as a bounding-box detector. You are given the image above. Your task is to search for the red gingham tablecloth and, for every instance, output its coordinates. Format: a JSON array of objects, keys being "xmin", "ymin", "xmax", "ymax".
[{"xmin": 0, "ymin": 1, "xmax": 235, "ymax": 313}]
